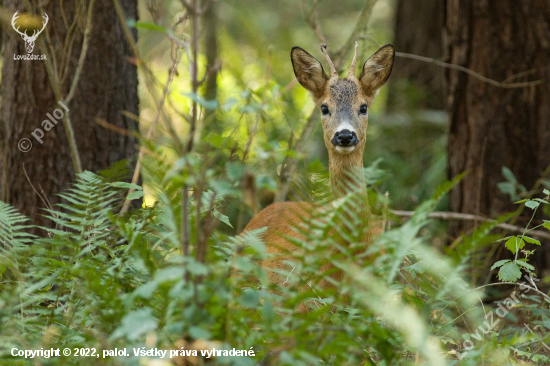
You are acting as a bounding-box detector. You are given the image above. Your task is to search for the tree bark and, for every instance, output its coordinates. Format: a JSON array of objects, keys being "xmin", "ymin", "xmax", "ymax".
[
  {"xmin": 387, "ymin": 0, "xmax": 445, "ymax": 111},
  {"xmin": 445, "ymin": 0, "xmax": 550, "ymax": 277},
  {"xmin": 0, "ymin": 0, "xmax": 139, "ymax": 231},
  {"xmin": 203, "ymin": 0, "xmax": 219, "ymax": 133}
]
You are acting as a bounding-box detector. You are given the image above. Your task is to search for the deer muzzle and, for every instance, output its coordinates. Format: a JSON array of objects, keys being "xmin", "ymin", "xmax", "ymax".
[{"xmin": 331, "ymin": 129, "xmax": 359, "ymax": 148}]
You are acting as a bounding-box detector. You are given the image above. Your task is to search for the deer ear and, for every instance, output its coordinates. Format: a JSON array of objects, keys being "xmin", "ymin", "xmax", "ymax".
[
  {"xmin": 291, "ymin": 47, "xmax": 328, "ymax": 98},
  {"xmin": 359, "ymin": 44, "xmax": 395, "ymax": 97}
]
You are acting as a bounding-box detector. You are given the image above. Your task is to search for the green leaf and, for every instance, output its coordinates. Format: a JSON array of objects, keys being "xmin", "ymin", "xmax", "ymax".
[
  {"xmin": 133, "ymin": 267, "xmax": 184, "ymax": 299},
  {"xmin": 543, "ymin": 189, "xmax": 550, "ymax": 196},
  {"xmin": 516, "ymin": 261, "xmax": 535, "ymax": 271},
  {"xmin": 497, "ymin": 182, "xmax": 518, "ymax": 201},
  {"xmin": 110, "ymin": 182, "xmax": 142, "ymax": 190},
  {"xmin": 126, "ymin": 190, "xmax": 144, "ymax": 200},
  {"xmin": 181, "ymin": 92, "xmax": 219, "ymax": 110},
  {"xmin": 541, "ymin": 315, "xmax": 550, "ymax": 330},
  {"xmin": 213, "ymin": 209, "xmax": 233, "ymax": 228},
  {"xmin": 498, "ymin": 262, "xmax": 522, "ymax": 282},
  {"xmin": 186, "ymin": 261, "xmax": 209, "ymax": 276},
  {"xmin": 127, "ymin": 19, "xmax": 167, "ymax": 33},
  {"xmin": 110, "ymin": 308, "xmax": 158, "ymax": 341},
  {"xmin": 525, "ymin": 200, "xmax": 540, "ymax": 210},
  {"xmin": 505, "ymin": 236, "xmax": 524, "ymax": 254},
  {"xmin": 491, "ymin": 259, "xmax": 510, "ymax": 270},
  {"xmin": 531, "ymin": 354, "xmax": 550, "ymax": 363},
  {"xmin": 502, "ymin": 166, "xmax": 517, "ymax": 183},
  {"xmin": 495, "ymin": 235, "xmax": 513, "ymax": 242},
  {"xmin": 523, "ymin": 236, "xmax": 541, "ymax": 246},
  {"xmin": 543, "ymin": 220, "xmax": 550, "ymax": 230},
  {"xmin": 239, "ymin": 288, "xmax": 260, "ymax": 308}
]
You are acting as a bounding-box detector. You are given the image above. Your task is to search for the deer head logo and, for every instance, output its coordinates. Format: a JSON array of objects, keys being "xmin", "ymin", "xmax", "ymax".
[{"xmin": 11, "ymin": 11, "xmax": 49, "ymax": 54}]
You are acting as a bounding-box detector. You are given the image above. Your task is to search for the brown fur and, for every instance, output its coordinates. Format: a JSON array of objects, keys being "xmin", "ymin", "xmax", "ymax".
[{"xmin": 240, "ymin": 44, "xmax": 395, "ymax": 309}]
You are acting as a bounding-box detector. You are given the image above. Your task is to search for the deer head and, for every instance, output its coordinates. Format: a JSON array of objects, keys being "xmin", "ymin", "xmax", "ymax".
[
  {"xmin": 11, "ymin": 11, "xmax": 49, "ymax": 54},
  {"xmin": 291, "ymin": 43, "xmax": 394, "ymax": 194}
]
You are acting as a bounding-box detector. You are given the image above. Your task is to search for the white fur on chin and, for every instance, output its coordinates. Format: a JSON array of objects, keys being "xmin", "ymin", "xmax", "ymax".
[{"xmin": 335, "ymin": 146, "xmax": 356, "ymax": 154}]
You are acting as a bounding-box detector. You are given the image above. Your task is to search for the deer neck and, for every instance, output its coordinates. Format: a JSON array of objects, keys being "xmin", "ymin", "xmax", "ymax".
[
  {"xmin": 327, "ymin": 146, "xmax": 373, "ymax": 247},
  {"xmin": 328, "ymin": 148, "xmax": 366, "ymax": 200}
]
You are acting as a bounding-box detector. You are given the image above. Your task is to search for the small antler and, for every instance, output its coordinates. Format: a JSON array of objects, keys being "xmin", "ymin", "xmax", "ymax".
[
  {"xmin": 347, "ymin": 41, "xmax": 358, "ymax": 78},
  {"xmin": 11, "ymin": 11, "xmax": 27, "ymax": 38},
  {"xmin": 320, "ymin": 44, "xmax": 338, "ymax": 77}
]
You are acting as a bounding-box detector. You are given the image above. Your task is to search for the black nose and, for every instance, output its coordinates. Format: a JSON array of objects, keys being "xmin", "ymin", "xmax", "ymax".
[{"xmin": 331, "ymin": 129, "xmax": 359, "ymax": 147}]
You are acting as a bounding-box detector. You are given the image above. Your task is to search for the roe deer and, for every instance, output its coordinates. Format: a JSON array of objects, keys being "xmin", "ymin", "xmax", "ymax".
[{"xmin": 242, "ymin": 42, "xmax": 395, "ymax": 304}]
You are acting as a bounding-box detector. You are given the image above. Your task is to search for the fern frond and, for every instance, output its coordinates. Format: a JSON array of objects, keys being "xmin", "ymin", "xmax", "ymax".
[
  {"xmin": 40, "ymin": 171, "xmax": 120, "ymax": 243},
  {"xmin": 0, "ymin": 201, "xmax": 36, "ymax": 246},
  {"xmin": 0, "ymin": 202, "xmax": 36, "ymax": 281}
]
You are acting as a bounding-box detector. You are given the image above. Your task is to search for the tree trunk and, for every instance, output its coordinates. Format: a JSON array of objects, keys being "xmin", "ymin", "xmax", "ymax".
[
  {"xmin": 203, "ymin": 1, "xmax": 220, "ymax": 133},
  {"xmin": 0, "ymin": 0, "xmax": 139, "ymax": 231},
  {"xmin": 387, "ymin": 0, "xmax": 445, "ymax": 111},
  {"xmin": 445, "ymin": 0, "xmax": 550, "ymax": 278}
]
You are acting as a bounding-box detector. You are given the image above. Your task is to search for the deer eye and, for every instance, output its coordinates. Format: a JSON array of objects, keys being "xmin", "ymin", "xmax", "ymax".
[
  {"xmin": 359, "ymin": 104, "xmax": 368, "ymax": 114},
  {"xmin": 321, "ymin": 104, "xmax": 330, "ymax": 115}
]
